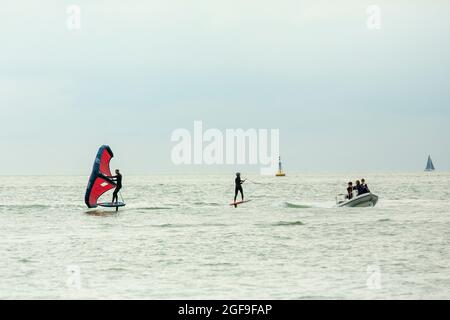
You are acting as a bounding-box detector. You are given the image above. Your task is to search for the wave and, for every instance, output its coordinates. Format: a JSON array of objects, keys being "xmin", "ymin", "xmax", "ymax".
[
  {"xmin": 201, "ymin": 262, "xmax": 238, "ymax": 267},
  {"xmin": 153, "ymin": 222, "xmax": 230, "ymax": 228},
  {"xmin": 255, "ymin": 220, "xmax": 305, "ymax": 227},
  {"xmin": 272, "ymin": 221, "xmax": 304, "ymax": 226},
  {"xmin": 154, "ymin": 223, "xmax": 191, "ymax": 228},
  {"xmin": 193, "ymin": 202, "xmax": 221, "ymax": 206},
  {"xmin": 0, "ymin": 204, "xmax": 51, "ymax": 209},
  {"xmin": 100, "ymin": 267, "xmax": 128, "ymax": 272},
  {"xmin": 198, "ymin": 223, "xmax": 229, "ymax": 227},
  {"xmin": 284, "ymin": 202, "xmax": 314, "ymax": 209},
  {"xmin": 132, "ymin": 207, "xmax": 173, "ymax": 210}
]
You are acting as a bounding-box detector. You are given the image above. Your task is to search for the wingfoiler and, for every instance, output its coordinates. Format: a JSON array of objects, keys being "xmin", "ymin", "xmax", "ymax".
[{"xmin": 85, "ymin": 145, "xmax": 125, "ymax": 210}]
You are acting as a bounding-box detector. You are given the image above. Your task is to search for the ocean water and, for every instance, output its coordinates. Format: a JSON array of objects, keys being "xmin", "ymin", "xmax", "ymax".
[{"xmin": 1, "ymin": 173, "xmax": 450, "ymax": 299}]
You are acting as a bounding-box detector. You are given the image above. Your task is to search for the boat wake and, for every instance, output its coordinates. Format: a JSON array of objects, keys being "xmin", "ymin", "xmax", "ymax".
[{"xmin": 284, "ymin": 201, "xmax": 334, "ymax": 209}]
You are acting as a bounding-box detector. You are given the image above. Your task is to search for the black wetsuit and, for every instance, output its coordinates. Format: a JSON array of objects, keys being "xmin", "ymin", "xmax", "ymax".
[
  {"xmin": 354, "ymin": 184, "xmax": 364, "ymax": 196},
  {"xmin": 234, "ymin": 177, "xmax": 244, "ymax": 202},
  {"xmin": 347, "ymin": 186, "xmax": 353, "ymax": 199},
  {"xmin": 361, "ymin": 184, "xmax": 370, "ymax": 194},
  {"xmin": 112, "ymin": 173, "xmax": 122, "ymax": 203}
]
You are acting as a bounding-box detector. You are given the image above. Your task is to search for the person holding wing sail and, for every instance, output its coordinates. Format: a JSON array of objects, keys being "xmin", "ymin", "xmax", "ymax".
[{"xmin": 107, "ymin": 169, "xmax": 122, "ymax": 204}]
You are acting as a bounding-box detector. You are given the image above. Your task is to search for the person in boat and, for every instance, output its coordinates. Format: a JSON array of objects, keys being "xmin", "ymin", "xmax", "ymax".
[
  {"xmin": 346, "ymin": 182, "xmax": 354, "ymax": 199},
  {"xmin": 108, "ymin": 169, "xmax": 122, "ymax": 204},
  {"xmin": 234, "ymin": 172, "xmax": 246, "ymax": 202},
  {"xmin": 353, "ymin": 180, "xmax": 365, "ymax": 196},
  {"xmin": 360, "ymin": 178, "xmax": 370, "ymax": 194}
]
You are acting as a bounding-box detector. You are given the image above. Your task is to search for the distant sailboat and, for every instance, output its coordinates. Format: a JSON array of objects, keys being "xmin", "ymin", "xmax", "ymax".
[
  {"xmin": 425, "ymin": 155, "xmax": 435, "ymax": 171},
  {"xmin": 276, "ymin": 156, "xmax": 286, "ymax": 177}
]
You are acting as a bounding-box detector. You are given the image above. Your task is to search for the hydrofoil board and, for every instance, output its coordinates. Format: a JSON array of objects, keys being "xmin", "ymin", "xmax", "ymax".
[
  {"xmin": 229, "ymin": 200, "xmax": 251, "ymax": 206},
  {"xmin": 98, "ymin": 202, "xmax": 126, "ymax": 208}
]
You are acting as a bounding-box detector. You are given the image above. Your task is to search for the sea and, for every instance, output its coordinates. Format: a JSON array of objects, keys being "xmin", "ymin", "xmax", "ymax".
[{"xmin": 1, "ymin": 173, "xmax": 449, "ymax": 299}]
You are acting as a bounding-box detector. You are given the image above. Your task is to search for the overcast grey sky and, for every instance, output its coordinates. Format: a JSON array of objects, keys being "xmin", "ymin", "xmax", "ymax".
[{"xmin": 1, "ymin": 0, "xmax": 449, "ymax": 174}]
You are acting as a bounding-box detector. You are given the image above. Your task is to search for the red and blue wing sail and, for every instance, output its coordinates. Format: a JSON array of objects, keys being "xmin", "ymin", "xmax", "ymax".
[{"xmin": 85, "ymin": 145, "xmax": 116, "ymax": 208}]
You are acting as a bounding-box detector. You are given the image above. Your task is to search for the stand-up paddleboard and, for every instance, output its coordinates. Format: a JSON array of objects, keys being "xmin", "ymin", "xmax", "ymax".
[{"xmin": 229, "ymin": 200, "xmax": 252, "ymax": 206}]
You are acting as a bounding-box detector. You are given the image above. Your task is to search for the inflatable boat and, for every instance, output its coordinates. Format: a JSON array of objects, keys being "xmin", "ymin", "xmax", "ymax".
[{"xmin": 336, "ymin": 193, "xmax": 379, "ymax": 208}]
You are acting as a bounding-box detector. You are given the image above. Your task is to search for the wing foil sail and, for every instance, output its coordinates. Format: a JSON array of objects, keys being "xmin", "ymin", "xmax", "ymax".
[{"xmin": 85, "ymin": 145, "xmax": 116, "ymax": 208}]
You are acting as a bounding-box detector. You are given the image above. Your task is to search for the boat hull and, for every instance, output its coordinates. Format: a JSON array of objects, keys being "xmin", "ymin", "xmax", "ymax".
[{"xmin": 336, "ymin": 193, "xmax": 378, "ymax": 208}]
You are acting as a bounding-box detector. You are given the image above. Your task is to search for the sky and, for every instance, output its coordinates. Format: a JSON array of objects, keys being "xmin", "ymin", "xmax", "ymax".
[{"xmin": 1, "ymin": 0, "xmax": 449, "ymax": 174}]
